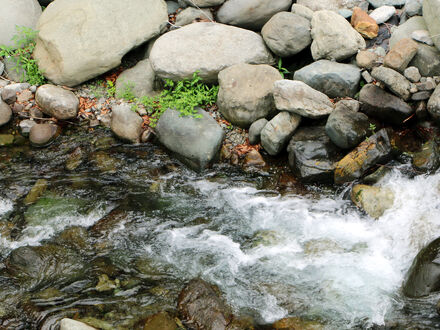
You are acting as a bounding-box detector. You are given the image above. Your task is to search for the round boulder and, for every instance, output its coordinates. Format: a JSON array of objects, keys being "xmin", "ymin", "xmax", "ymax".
[
  {"xmin": 261, "ymin": 12, "xmax": 311, "ymax": 57},
  {"xmin": 35, "ymin": 84, "xmax": 79, "ymax": 120},
  {"xmin": 217, "ymin": 63, "xmax": 282, "ymax": 128},
  {"xmin": 29, "ymin": 123, "xmax": 59, "ymax": 147}
]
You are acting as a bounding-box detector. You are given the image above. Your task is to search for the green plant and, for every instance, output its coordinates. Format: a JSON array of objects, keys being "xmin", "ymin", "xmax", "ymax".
[
  {"xmin": 0, "ymin": 26, "xmax": 46, "ymax": 85},
  {"xmin": 117, "ymin": 81, "xmax": 136, "ymax": 101},
  {"xmin": 106, "ymin": 80, "xmax": 116, "ymax": 97},
  {"xmin": 369, "ymin": 123, "xmax": 376, "ymax": 134},
  {"xmin": 276, "ymin": 58, "xmax": 290, "ymax": 79}
]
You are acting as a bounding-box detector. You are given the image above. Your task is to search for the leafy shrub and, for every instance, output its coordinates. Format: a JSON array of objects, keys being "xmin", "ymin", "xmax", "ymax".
[{"xmin": 0, "ymin": 26, "xmax": 46, "ymax": 86}]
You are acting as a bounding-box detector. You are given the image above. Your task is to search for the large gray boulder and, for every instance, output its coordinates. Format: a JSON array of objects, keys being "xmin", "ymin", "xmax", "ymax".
[
  {"xmin": 34, "ymin": 0, "xmax": 168, "ymax": 86},
  {"xmin": 35, "ymin": 84, "xmax": 79, "ymax": 120},
  {"xmin": 360, "ymin": 84, "xmax": 413, "ymax": 125},
  {"xmin": 261, "ymin": 111, "xmax": 301, "ymax": 156},
  {"xmin": 115, "ymin": 59, "xmax": 157, "ymax": 99},
  {"xmin": 261, "ymin": 12, "xmax": 311, "ymax": 57},
  {"xmin": 155, "ymin": 108, "xmax": 225, "ymax": 171},
  {"xmin": 288, "ymin": 126, "xmax": 341, "ymax": 183},
  {"xmin": 110, "ymin": 104, "xmax": 143, "ymax": 143},
  {"xmin": 403, "ymin": 237, "xmax": 440, "ymax": 297},
  {"xmin": 217, "ymin": 64, "xmax": 282, "ymax": 128},
  {"xmin": 273, "ymin": 80, "xmax": 334, "ymax": 119},
  {"xmin": 311, "ymin": 10, "xmax": 365, "ymax": 61},
  {"xmin": 294, "ymin": 60, "xmax": 361, "ymax": 98},
  {"xmin": 0, "ymin": 0, "xmax": 41, "ymax": 48},
  {"xmin": 423, "ymin": 0, "xmax": 440, "ymax": 52},
  {"xmin": 149, "ymin": 22, "xmax": 275, "ymax": 82},
  {"xmin": 325, "ymin": 99, "xmax": 369, "ymax": 149},
  {"xmin": 216, "ymin": 0, "xmax": 292, "ymax": 30},
  {"xmin": 0, "ymin": 99, "xmax": 12, "ymax": 127}
]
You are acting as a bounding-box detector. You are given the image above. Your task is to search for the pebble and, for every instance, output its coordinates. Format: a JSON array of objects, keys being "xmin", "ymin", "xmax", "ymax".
[
  {"xmin": 370, "ymin": 5, "xmax": 396, "ymax": 24},
  {"xmin": 404, "ymin": 66, "xmax": 421, "ymax": 83}
]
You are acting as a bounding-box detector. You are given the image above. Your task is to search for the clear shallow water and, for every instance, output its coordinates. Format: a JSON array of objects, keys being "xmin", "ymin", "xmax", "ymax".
[{"xmin": 1, "ymin": 133, "xmax": 440, "ymax": 328}]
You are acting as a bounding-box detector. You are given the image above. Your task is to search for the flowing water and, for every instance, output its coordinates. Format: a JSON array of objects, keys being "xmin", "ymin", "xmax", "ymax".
[{"xmin": 1, "ymin": 127, "xmax": 440, "ymax": 329}]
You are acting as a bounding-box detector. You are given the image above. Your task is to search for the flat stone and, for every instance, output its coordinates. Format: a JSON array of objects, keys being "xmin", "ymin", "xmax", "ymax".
[
  {"xmin": 297, "ymin": 0, "xmax": 368, "ymax": 11},
  {"xmin": 351, "ymin": 7, "xmax": 379, "ymax": 39},
  {"xmin": 371, "ymin": 66, "xmax": 412, "ymax": 100},
  {"xmin": 261, "ymin": 111, "xmax": 301, "ymax": 156},
  {"xmin": 35, "ymin": 84, "xmax": 79, "ymax": 120},
  {"xmin": 249, "ymin": 118, "xmax": 268, "ymax": 145},
  {"xmin": 149, "ymin": 22, "xmax": 274, "ymax": 82},
  {"xmin": 180, "ymin": 0, "xmax": 225, "ymax": 7},
  {"xmin": 362, "ymin": 70, "xmax": 374, "ymax": 83},
  {"xmin": 261, "ymin": 12, "xmax": 311, "ymax": 57},
  {"xmin": 217, "ymin": 63, "xmax": 282, "ymax": 128},
  {"xmin": 416, "ymin": 78, "xmax": 437, "ymax": 91},
  {"xmin": 311, "ymin": 10, "xmax": 366, "ymax": 61},
  {"xmin": 273, "ymin": 80, "xmax": 334, "ymax": 119},
  {"xmin": 293, "ymin": 60, "xmax": 361, "ymax": 98},
  {"xmin": 369, "ymin": 5, "xmax": 396, "ymax": 24},
  {"xmin": 412, "ymin": 91, "xmax": 432, "ymax": 101},
  {"xmin": 110, "ymin": 104, "xmax": 143, "ymax": 143},
  {"xmin": 412, "ymin": 30, "xmax": 434, "ymax": 46},
  {"xmin": 243, "ymin": 149, "xmax": 266, "ymax": 167},
  {"xmin": 359, "ymin": 84, "xmax": 413, "ymax": 125},
  {"xmin": 384, "ymin": 38, "xmax": 418, "ymax": 72}
]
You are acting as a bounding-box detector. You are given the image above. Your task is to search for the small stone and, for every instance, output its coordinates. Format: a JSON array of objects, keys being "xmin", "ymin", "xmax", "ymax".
[
  {"xmin": 384, "ymin": 38, "xmax": 418, "ymax": 72},
  {"xmin": 249, "ymin": 118, "xmax": 268, "ymax": 145},
  {"xmin": 141, "ymin": 129, "xmax": 153, "ymax": 143},
  {"xmin": 412, "ymin": 91, "xmax": 432, "ymax": 101},
  {"xmin": 369, "ymin": 5, "xmax": 395, "ymax": 24},
  {"xmin": 175, "ymin": 7, "xmax": 213, "ymax": 27},
  {"xmin": 29, "ymin": 85, "xmax": 37, "ymax": 93},
  {"xmin": 0, "ymin": 61, "xmax": 4, "ymax": 76},
  {"xmin": 19, "ymin": 119, "xmax": 36, "ymax": 137},
  {"xmin": 416, "ymin": 101, "xmax": 428, "ymax": 120},
  {"xmin": 1, "ymin": 83, "xmax": 30, "ymax": 104},
  {"xmin": 410, "ymin": 83, "xmax": 418, "ymax": 93},
  {"xmin": 405, "ymin": 0, "xmax": 423, "ymax": 16},
  {"xmin": 16, "ymin": 89, "xmax": 33, "ymax": 103},
  {"xmin": 29, "ymin": 123, "xmax": 59, "ymax": 147},
  {"xmin": 412, "ymin": 30, "xmax": 434, "ymax": 46},
  {"xmin": 404, "ymin": 66, "xmax": 421, "ymax": 82},
  {"xmin": 36, "ymin": 84, "xmax": 79, "ymax": 120},
  {"xmin": 427, "ymin": 84, "xmax": 440, "ymax": 121},
  {"xmin": 243, "ymin": 149, "xmax": 266, "ymax": 167},
  {"xmin": 0, "ymin": 134, "xmax": 14, "ymax": 146},
  {"xmin": 416, "ymin": 79, "xmax": 437, "ymax": 91},
  {"xmin": 351, "ymin": 7, "xmax": 379, "ymax": 39},
  {"xmin": 374, "ymin": 46, "xmax": 387, "ymax": 57},
  {"xmin": 362, "ymin": 70, "xmax": 374, "ymax": 83},
  {"xmin": 339, "ymin": 9, "xmax": 353, "ymax": 19},
  {"xmin": 356, "ymin": 50, "xmax": 379, "ymax": 69},
  {"xmin": 12, "ymin": 103, "xmax": 24, "ymax": 114}
]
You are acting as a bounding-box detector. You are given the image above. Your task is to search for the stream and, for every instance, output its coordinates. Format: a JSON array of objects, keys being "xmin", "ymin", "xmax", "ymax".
[{"xmin": 1, "ymin": 127, "xmax": 440, "ymax": 329}]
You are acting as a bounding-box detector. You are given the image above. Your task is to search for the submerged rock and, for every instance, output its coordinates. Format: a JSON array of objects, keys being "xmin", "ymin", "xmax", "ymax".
[
  {"xmin": 155, "ymin": 108, "xmax": 224, "ymax": 171},
  {"xmin": 149, "ymin": 22, "xmax": 274, "ymax": 82},
  {"xmin": 351, "ymin": 184, "xmax": 394, "ymax": 219},
  {"xmin": 34, "ymin": 0, "xmax": 168, "ymax": 86},
  {"xmin": 403, "ymin": 236, "xmax": 440, "ymax": 297},
  {"xmin": 24, "ymin": 178, "xmax": 48, "ymax": 205},
  {"xmin": 412, "ymin": 140, "xmax": 440, "ymax": 173},
  {"xmin": 334, "ymin": 128, "xmax": 393, "ymax": 184},
  {"xmin": 272, "ymin": 317, "xmax": 324, "ymax": 330},
  {"xmin": 178, "ymin": 279, "xmax": 233, "ymax": 329},
  {"xmin": 143, "ymin": 312, "xmax": 178, "ymax": 330}
]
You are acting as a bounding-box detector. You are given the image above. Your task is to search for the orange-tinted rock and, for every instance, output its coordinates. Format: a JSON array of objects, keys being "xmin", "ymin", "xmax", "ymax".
[
  {"xmin": 143, "ymin": 312, "xmax": 178, "ymax": 330},
  {"xmin": 243, "ymin": 149, "xmax": 266, "ymax": 167},
  {"xmin": 272, "ymin": 317, "xmax": 324, "ymax": 330},
  {"xmin": 351, "ymin": 7, "xmax": 379, "ymax": 39}
]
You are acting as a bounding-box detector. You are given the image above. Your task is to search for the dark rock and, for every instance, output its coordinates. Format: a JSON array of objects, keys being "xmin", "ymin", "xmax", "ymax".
[
  {"xmin": 403, "ymin": 237, "xmax": 440, "ymax": 297},
  {"xmin": 243, "ymin": 149, "xmax": 265, "ymax": 167},
  {"xmin": 249, "ymin": 118, "xmax": 268, "ymax": 145},
  {"xmin": 288, "ymin": 126, "xmax": 342, "ymax": 183},
  {"xmin": 177, "ymin": 279, "xmax": 233, "ymax": 330},
  {"xmin": 155, "ymin": 108, "xmax": 224, "ymax": 171},
  {"xmin": 1, "ymin": 83, "xmax": 30, "ymax": 104},
  {"xmin": 359, "ymin": 84, "xmax": 413, "ymax": 125},
  {"xmin": 334, "ymin": 128, "xmax": 393, "ymax": 184},
  {"xmin": 325, "ymin": 99, "xmax": 369, "ymax": 149},
  {"xmin": 412, "ymin": 140, "xmax": 440, "ymax": 173}
]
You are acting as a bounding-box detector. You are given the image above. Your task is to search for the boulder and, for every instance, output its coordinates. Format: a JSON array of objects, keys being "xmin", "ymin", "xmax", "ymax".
[
  {"xmin": 178, "ymin": 279, "xmax": 233, "ymax": 329},
  {"xmin": 310, "ymin": 10, "xmax": 365, "ymax": 61},
  {"xmin": 155, "ymin": 108, "xmax": 224, "ymax": 171},
  {"xmin": 149, "ymin": 22, "xmax": 274, "ymax": 82},
  {"xmin": 249, "ymin": 118, "xmax": 268, "ymax": 145},
  {"xmin": 359, "ymin": 84, "xmax": 414, "ymax": 125},
  {"xmin": 216, "ymin": 0, "xmax": 292, "ymax": 30},
  {"xmin": 384, "ymin": 38, "xmax": 418, "ymax": 72},
  {"xmin": 175, "ymin": 7, "xmax": 214, "ymax": 27},
  {"xmin": 181, "ymin": 0, "xmax": 225, "ymax": 6},
  {"xmin": 217, "ymin": 64, "xmax": 281, "ymax": 128},
  {"xmin": 29, "ymin": 123, "xmax": 59, "ymax": 147},
  {"xmin": 351, "ymin": 184, "xmax": 394, "ymax": 219},
  {"xmin": 0, "ymin": 99, "xmax": 12, "ymax": 127},
  {"xmin": 293, "ymin": 60, "xmax": 361, "ymax": 98},
  {"xmin": 291, "ymin": 4, "xmax": 314, "ymax": 20},
  {"xmin": 288, "ymin": 126, "xmax": 341, "ymax": 183},
  {"xmin": 412, "ymin": 140, "xmax": 440, "ymax": 173},
  {"xmin": 423, "ymin": 0, "xmax": 440, "ymax": 52},
  {"xmin": 351, "ymin": 7, "xmax": 379, "ymax": 39},
  {"xmin": 334, "ymin": 128, "xmax": 393, "ymax": 184},
  {"xmin": 110, "ymin": 104, "xmax": 143, "ymax": 143},
  {"xmin": 261, "ymin": 111, "xmax": 301, "ymax": 156},
  {"xmin": 0, "ymin": 0, "xmax": 41, "ymax": 48},
  {"xmin": 325, "ymin": 99, "xmax": 370, "ymax": 149},
  {"xmin": 403, "ymin": 237, "xmax": 440, "ymax": 297},
  {"xmin": 261, "ymin": 12, "xmax": 311, "ymax": 57},
  {"xmin": 34, "ymin": 0, "xmax": 168, "ymax": 86},
  {"xmin": 115, "ymin": 59, "xmax": 157, "ymax": 99},
  {"xmin": 368, "ymin": 0, "xmax": 406, "ymax": 7},
  {"xmin": 273, "ymin": 80, "xmax": 334, "ymax": 119},
  {"xmin": 369, "ymin": 5, "xmax": 395, "ymax": 24},
  {"xmin": 35, "ymin": 84, "xmax": 79, "ymax": 120},
  {"xmin": 60, "ymin": 319, "xmax": 96, "ymax": 330},
  {"xmin": 371, "ymin": 66, "xmax": 412, "ymax": 100},
  {"xmin": 428, "ymin": 85, "xmax": 440, "ymax": 121}
]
